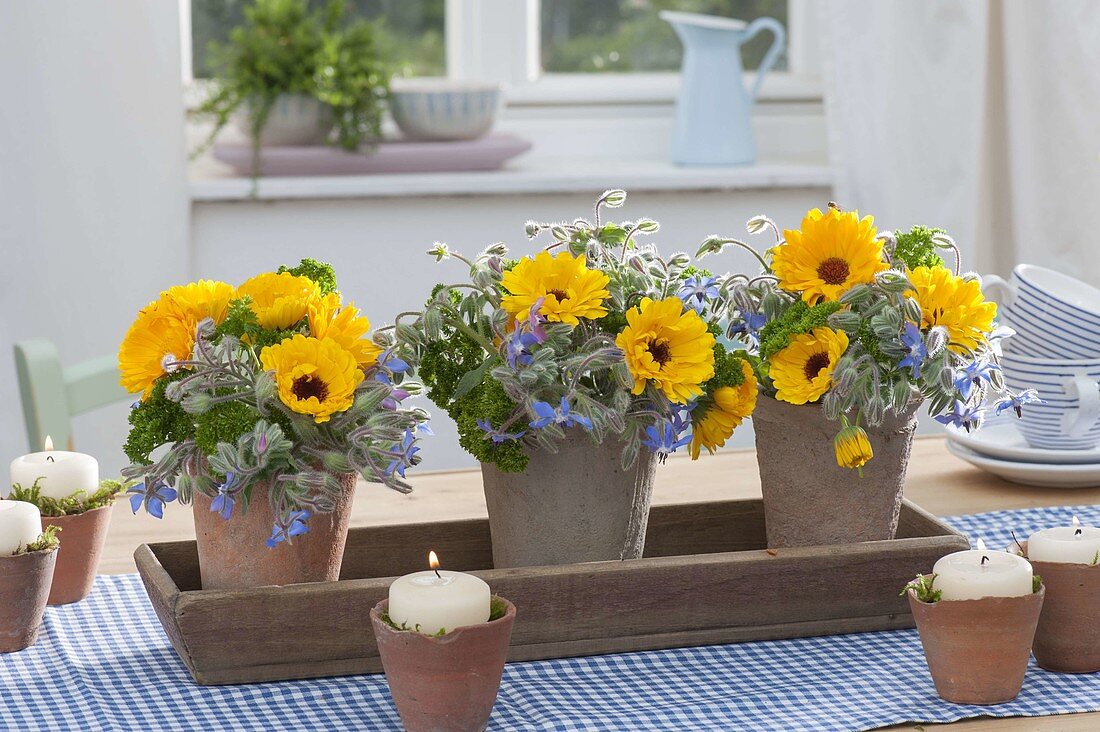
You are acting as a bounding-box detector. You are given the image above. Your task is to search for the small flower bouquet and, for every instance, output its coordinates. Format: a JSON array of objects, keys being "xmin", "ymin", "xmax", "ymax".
[
  {"xmin": 119, "ymin": 259, "xmax": 428, "ymax": 587},
  {"xmin": 391, "ymin": 191, "xmax": 755, "ymax": 566},
  {"xmin": 704, "ymin": 204, "xmax": 1034, "ymax": 546}
]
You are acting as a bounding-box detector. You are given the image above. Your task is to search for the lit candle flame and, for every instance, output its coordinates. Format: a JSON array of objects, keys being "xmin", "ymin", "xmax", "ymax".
[
  {"xmin": 976, "ymin": 538, "xmax": 987, "ymax": 551},
  {"xmin": 428, "ymin": 550, "xmax": 440, "ymax": 570},
  {"xmin": 1073, "ymin": 515, "xmax": 1082, "ymax": 536},
  {"xmin": 44, "ymin": 435, "xmax": 54, "ymax": 452}
]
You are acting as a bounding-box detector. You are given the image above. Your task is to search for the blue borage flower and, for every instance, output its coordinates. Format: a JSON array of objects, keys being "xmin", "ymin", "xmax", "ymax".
[
  {"xmin": 641, "ymin": 412, "xmax": 692, "ymax": 463},
  {"xmin": 385, "ymin": 428, "xmax": 420, "ymax": 478},
  {"xmin": 529, "ymin": 396, "xmax": 593, "ymax": 430},
  {"xmin": 477, "ymin": 418, "xmax": 526, "ymax": 444},
  {"xmin": 127, "ymin": 482, "xmax": 178, "ymax": 520},
  {"xmin": 728, "ymin": 311, "xmax": 766, "ymax": 348},
  {"xmin": 678, "ymin": 276, "xmax": 720, "ymax": 314},
  {"xmin": 954, "ymin": 359, "xmax": 1000, "ymax": 400},
  {"xmin": 266, "ymin": 510, "xmax": 311, "ymax": 548},
  {"xmin": 898, "ymin": 322, "xmax": 928, "ymax": 380},
  {"xmin": 209, "ymin": 472, "xmax": 238, "ymax": 521},
  {"xmin": 994, "ymin": 388, "xmax": 1044, "ymax": 418},
  {"xmin": 934, "ymin": 400, "xmax": 985, "ymax": 432}
]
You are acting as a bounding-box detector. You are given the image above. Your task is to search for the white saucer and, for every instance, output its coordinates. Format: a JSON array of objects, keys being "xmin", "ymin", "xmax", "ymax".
[
  {"xmin": 946, "ymin": 441, "xmax": 1100, "ymax": 488},
  {"xmin": 945, "ymin": 421, "xmax": 1100, "ymax": 465}
]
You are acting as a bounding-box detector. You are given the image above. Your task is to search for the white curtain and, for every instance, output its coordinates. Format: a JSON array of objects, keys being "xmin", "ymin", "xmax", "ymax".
[
  {"xmin": 821, "ymin": 0, "xmax": 1100, "ymax": 284},
  {"xmin": 0, "ymin": 2, "xmax": 190, "ymax": 473}
]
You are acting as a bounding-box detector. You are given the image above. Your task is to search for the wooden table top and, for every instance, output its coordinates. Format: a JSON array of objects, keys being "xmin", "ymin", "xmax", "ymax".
[{"xmin": 101, "ymin": 436, "xmax": 1100, "ymax": 730}]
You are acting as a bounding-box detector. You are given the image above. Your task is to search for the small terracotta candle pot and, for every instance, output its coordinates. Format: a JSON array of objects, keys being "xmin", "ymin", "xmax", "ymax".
[
  {"xmin": 908, "ymin": 587, "xmax": 1044, "ymax": 705},
  {"xmin": 42, "ymin": 504, "xmax": 113, "ymax": 605},
  {"xmin": 1031, "ymin": 560, "xmax": 1100, "ymax": 673},
  {"xmin": 0, "ymin": 549, "xmax": 57, "ymax": 653},
  {"xmin": 371, "ymin": 597, "xmax": 516, "ymax": 732}
]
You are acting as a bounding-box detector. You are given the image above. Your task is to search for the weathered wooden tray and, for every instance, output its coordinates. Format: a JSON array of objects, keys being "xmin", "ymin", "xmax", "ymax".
[{"xmin": 135, "ymin": 498, "xmax": 968, "ymax": 685}]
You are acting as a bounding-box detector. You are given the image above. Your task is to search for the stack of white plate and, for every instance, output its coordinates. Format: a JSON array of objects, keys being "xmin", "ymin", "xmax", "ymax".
[{"xmin": 945, "ymin": 418, "xmax": 1100, "ymax": 488}]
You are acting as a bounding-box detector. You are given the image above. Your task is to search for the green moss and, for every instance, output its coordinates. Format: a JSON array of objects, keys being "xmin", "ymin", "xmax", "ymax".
[
  {"xmin": 893, "ymin": 225, "xmax": 946, "ymax": 270},
  {"xmin": 15, "ymin": 525, "xmax": 61, "ymax": 555},
  {"xmin": 900, "ymin": 573, "xmax": 941, "ymax": 603},
  {"xmin": 9, "ymin": 478, "xmax": 130, "ymax": 517},
  {"xmin": 277, "ymin": 257, "xmax": 338, "ymax": 295},
  {"xmin": 759, "ymin": 300, "xmax": 843, "ymax": 361},
  {"xmin": 1034, "ymin": 574, "xmax": 1043, "ymax": 594},
  {"xmin": 124, "ymin": 374, "xmax": 194, "ymax": 465},
  {"xmin": 194, "ymin": 401, "xmax": 263, "ymax": 455}
]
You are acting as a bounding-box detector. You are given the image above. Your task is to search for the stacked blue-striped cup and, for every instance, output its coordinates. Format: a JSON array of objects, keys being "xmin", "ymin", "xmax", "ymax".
[{"xmin": 986, "ymin": 265, "xmax": 1100, "ymax": 450}]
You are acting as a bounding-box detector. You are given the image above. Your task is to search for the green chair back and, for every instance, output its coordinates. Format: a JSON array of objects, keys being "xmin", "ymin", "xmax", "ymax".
[{"xmin": 14, "ymin": 339, "xmax": 129, "ymax": 451}]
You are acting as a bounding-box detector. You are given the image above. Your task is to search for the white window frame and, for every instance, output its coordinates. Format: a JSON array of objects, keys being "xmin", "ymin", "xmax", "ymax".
[{"xmin": 183, "ymin": 0, "xmax": 821, "ymax": 106}]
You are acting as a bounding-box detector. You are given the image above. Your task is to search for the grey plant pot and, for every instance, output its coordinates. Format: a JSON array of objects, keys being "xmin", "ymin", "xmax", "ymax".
[
  {"xmin": 753, "ymin": 394, "xmax": 920, "ymax": 548},
  {"xmin": 481, "ymin": 430, "xmax": 657, "ymax": 568}
]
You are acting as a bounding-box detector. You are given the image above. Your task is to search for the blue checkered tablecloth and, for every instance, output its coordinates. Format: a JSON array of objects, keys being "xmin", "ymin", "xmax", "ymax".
[{"xmin": 2, "ymin": 505, "xmax": 1100, "ymax": 731}]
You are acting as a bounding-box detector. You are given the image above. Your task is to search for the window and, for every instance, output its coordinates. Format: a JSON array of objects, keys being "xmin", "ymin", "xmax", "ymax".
[
  {"xmin": 189, "ymin": 0, "xmax": 445, "ymax": 79},
  {"xmin": 185, "ymin": 0, "xmax": 815, "ymax": 102},
  {"xmin": 540, "ymin": 1, "xmax": 788, "ymax": 74}
]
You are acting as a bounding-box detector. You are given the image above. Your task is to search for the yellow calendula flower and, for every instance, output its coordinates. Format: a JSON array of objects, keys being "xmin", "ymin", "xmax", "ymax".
[
  {"xmin": 773, "ymin": 207, "xmax": 888, "ymax": 304},
  {"xmin": 690, "ymin": 360, "xmax": 758, "ymax": 459},
  {"xmin": 908, "ymin": 266, "xmax": 997, "ymax": 353},
  {"xmin": 260, "ymin": 335, "xmax": 364, "ymax": 423},
  {"xmin": 164, "ymin": 280, "xmax": 236, "ymax": 326},
  {"xmin": 501, "ymin": 251, "xmax": 610, "ymax": 326},
  {"xmin": 118, "ymin": 298, "xmax": 195, "ymax": 400},
  {"xmin": 770, "ymin": 327, "xmax": 849, "ymax": 405},
  {"xmin": 308, "ymin": 293, "xmax": 383, "ymax": 368},
  {"xmin": 237, "ymin": 272, "xmax": 320, "ymax": 330},
  {"xmin": 835, "ymin": 423, "xmax": 874, "ymax": 470},
  {"xmin": 616, "ymin": 296, "xmax": 715, "ymax": 403}
]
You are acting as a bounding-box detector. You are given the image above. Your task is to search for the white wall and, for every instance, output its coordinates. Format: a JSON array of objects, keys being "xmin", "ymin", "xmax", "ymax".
[
  {"xmin": 0, "ymin": 2, "xmax": 190, "ymax": 477},
  {"xmin": 191, "ymin": 188, "xmax": 829, "ymax": 470}
]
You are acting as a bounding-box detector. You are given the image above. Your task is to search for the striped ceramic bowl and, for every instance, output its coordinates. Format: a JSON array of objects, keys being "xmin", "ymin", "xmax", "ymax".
[
  {"xmin": 985, "ymin": 264, "xmax": 1100, "ymax": 359},
  {"xmin": 1001, "ymin": 351, "xmax": 1100, "ymax": 450},
  {"xmin": 389, "ymin": 79, "xmax": 503, "ymax": 141}
]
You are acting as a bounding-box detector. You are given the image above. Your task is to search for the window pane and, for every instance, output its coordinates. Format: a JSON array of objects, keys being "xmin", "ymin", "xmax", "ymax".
[
  {"xmin": 190, "ymin": 0, "xmax": 445, "ymax": 79},
  {"xmin": 541, "ymin": 1, "xmax": 788, "ymax": 73}
]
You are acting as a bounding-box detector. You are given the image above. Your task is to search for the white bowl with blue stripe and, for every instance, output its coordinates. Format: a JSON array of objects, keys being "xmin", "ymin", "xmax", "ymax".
[
  {"xmin": 389, "ymin": 78, "xmax": 503, "ymax": 141},
  {"xmin": 1001, "ymin": 351, "xmax": 1100, "ymax": 450},
  {"xmin": 985, "ymin": 264, "xmax": 1100, "ymax": 359}
]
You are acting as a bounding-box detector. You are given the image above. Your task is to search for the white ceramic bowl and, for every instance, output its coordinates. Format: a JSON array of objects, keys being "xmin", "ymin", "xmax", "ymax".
[{"xmin": 389, "ymin": 79, "xmax": 503, "ymax": 141}]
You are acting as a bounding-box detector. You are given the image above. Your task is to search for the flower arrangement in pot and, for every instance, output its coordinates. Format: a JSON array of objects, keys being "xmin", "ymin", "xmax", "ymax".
[
  {"xmin": 391, "ymin": 191, "xmax": 756, "ymax": 568},
  {"xmin": 192, "ymin": 0, "xmax": 388, "ymax": 176},
  {"xmin": 119, "ymin": 259, "xmax": 428, "ymax": 589},
  {"xmin": 704, "ymin": 204, "xmax": 1036, "ymax": 547}
]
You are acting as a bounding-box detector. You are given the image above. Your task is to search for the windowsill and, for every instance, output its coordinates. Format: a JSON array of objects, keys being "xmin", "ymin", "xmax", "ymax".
[
  {"xmin": 507, "ymin": 72, "xmax": 822, "ymax": 107},
  {"xmin": 188, "ymin": 155, "xmax": 833, "ymax": 203}
]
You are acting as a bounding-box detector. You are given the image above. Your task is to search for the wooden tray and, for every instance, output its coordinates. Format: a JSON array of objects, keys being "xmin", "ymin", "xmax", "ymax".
[{"xmin": 135, "ymin": 498, "xmax": 968, "ymax": 685}]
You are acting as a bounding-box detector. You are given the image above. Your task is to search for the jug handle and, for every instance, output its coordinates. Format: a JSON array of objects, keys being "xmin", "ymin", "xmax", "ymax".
[{"xmin": 743, "ymin": 17, "xmax": 787, "ymax": 103}]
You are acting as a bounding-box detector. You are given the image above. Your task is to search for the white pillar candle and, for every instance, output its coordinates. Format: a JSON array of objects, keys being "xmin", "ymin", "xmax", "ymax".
[
  {"xmin": 0, "ymin": 500, "xmax": 43, "ymax": 556},
  {"xmin": 9, "ymin": 435, "xmax": 99, "ymax": 500},
  {"xmin": 388, "ymin": 551, "xmax": 491, "ymax": 635},
  {"xmin": 1028, "ymin": 516, "xmax": 1100, "ymax": 565},
  {"xmin": 932, "ymin": 538, "xmax": 1034, "ymax": 601}
]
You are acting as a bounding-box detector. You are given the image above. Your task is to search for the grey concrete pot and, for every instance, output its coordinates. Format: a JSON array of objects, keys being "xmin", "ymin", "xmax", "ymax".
[
  {"xmin": 753, "ymin": 395, "xmax": 920, "ymax": 547},
  {"xmin": 481, "ymin": 430, "xmax": 657, "ymax": 568}
]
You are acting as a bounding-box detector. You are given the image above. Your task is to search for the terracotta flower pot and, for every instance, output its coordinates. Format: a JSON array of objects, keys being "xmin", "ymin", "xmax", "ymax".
[
  {"xmin": 0, "ymin": 549, "xmax": 57, "ymax": 653},
  {"xmin": 371, "ymin": 597, "xmax": 516, "ymax": 732},
  {"xmin": 41, "ymin": 504, "xmax": 112, "ymax": 605},
  {"xmin": 753, "ymin": 395, "xmax": 920, "ymax": 547},
  {"xmin": 480, "ymin": 431, "xmax": 657, "ymax": 568},
  {"xmin": 1031, "ymin": 560, "xmax": 1100, "ymax": 673},
  {"xmin": 192, "ymin": 473, "xmax": 356, "ymax": 589},
  {"xmin": 908, "ymin": 587, "xmax": 1044, "ymax": 705}
]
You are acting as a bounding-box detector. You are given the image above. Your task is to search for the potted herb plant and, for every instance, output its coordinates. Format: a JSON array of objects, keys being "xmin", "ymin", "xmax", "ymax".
[
  {"xmin": 706, "ymin": 206, "xmax": 1035, "ymax": 547},
  {"xmin": 7, "ymin": 479, "xmax": 128, "ymax": 605},
  {"xmin": 192, "ymin": 0, "xmax": 388, "ymax": 173},
  {"xmin": 391, "ymin": 191, "xmax": 756, "ymax": 568},
  {"xmin": 119, "ymin": 259, "xmax": 428, "ymax": 589}
]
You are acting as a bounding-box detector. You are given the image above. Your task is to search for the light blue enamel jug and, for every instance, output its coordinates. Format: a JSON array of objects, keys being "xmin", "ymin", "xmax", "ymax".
[{"xmin": 661, "ymin": 11, "xmax": 786, "ymax": 166}]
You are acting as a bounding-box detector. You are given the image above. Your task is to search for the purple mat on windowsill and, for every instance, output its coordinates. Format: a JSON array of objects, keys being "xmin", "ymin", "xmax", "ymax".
[{"xmin": 212, "ymin": 133, "xmax": 532, "ymax": 177}]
